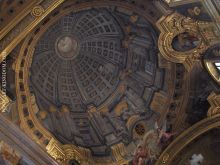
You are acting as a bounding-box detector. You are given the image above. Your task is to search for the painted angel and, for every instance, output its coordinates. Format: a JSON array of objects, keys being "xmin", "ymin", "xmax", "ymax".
[{"xmin": 154, "ymin": 120, "xmax": 176, "ymax": 145}]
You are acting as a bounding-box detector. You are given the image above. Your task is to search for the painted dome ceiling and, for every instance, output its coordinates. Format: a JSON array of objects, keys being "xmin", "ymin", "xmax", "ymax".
[
  {"xmin": 30, "ymin": 7, "xmax": 162, "ymax": 156},
  {"xmin": 31, "ymin": 9, "xmax": 127, "ymax": 110},
  {"xmin": 1, "ymin": 0, "xmax": 220, "ymax": 165}
]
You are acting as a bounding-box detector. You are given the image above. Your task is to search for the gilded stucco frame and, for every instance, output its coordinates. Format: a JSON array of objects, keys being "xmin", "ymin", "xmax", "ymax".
[
  {"xmin": 13, "ymin": 1, "xmax": 175, "ymax": 164},
  {"xmin": 0, "ymin": 0, "xmax": 220, "ymax": 165}
]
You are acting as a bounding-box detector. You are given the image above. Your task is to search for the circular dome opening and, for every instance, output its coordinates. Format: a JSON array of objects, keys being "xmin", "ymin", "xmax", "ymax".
[
  {"xmin": 55, "ymin": 35, "xmax": 79, "ymax": 60},
  {"xmin": 30, "ymin": 7, "xmax": 162, "ymax": 157}
]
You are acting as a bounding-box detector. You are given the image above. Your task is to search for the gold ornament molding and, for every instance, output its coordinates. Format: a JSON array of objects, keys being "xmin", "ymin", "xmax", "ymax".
[
  {"xmin": 0, "ymin": 0, "xmax": 162, "ymax": 63},
  {"xmin": 156, "ymin": 12, "xmax": 220, "ymax": 71},
  {"xmin": 155, "ymin": 92, "xmax": 220, "ymax": 165},
  {"xmin": 0, "ymin": 0, "xmax": 42, "ymax": 41},
  {"xmin": 207, "ymin": 92, "xmax": 220, "ymax": 116},
  {"xmin": 0, "ymin": 91, "xmax": 11, "ymax": 113},
  {"xmin": 12, "ymin": 1, "xmax": 175, "ymax": 164},
  {"xmin": 31, "ymin": 5, "xmax": 45, "ymax": 17},
  {"xmin": 10, "ymin": 2, "xmax": 170, "ymax": 165},
  {"xmin": 156, "ymin": 114, "xmax": 220, "ymax": 164},
  {"xmin": 0, "ymin": 0, "xmax": 65, "ymax": 63},
  {"xmin": 2, "ymin": 1, "xmax": 214, "ymax": 164}
]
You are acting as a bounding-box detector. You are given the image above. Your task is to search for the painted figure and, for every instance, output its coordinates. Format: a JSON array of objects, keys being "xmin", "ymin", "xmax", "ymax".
[
  {"xmin": 132, "ymin": 144, "xmax": 148, "ymax": 165},
  {"xmin": 132, "ymin": 119, "xmax": 176, "ymax": 164},
  {"xmin": 172, "ymin": 32, "xmax": 200, "ymax": 52},
  {"xmin": 154, "ymin": 120, "xmax": 176, "ymax": 146}
]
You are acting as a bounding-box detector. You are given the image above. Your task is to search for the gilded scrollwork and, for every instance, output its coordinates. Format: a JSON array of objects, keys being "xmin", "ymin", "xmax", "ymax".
[
  {"xmin": 0, "ymin": 0, "xmax": 65, "ymax": 63},
  {"xmin": 155, "ymin": 114, "xmax": 220, "ymax": 165},
  {"xmin": 31, "ymin": 5, "xmax": 45, "ymax": 17},
  {"xmin": 207, "ymin": 92, "xmax": 220, "ymax": 117},
  {"xmin": 162, "ymin": 153, "xmax": 169, "ymax": 164},
  {"xmin": 156, "ymin": 12, "xmax": 220, "ymax": 71},
  {"xmin": 0, "ymin": 91, "xmax": 11, "ymax": 113},
  {"xmin": 5, "ymin": 1, "xmax": 219, "ymax": 165},
  {"xmin": 155, "ymin": 91, "xmax": 220, "ymax": 165},
  {"xmin": 0, "ymin": 0, "xmax": 40, "ymax": 42},
  {"xmin": 46, "ymin": 138, "xmax": 66, "ymax": 163},
  {"xmin": 62, "ymin": 145, "xmax": 91, "ymax": 165},
  {"xmin": 13, "ymin": 1, "xmax": 173, "ymax": 164}
]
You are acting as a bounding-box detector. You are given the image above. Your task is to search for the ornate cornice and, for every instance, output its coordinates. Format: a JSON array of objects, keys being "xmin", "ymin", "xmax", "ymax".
[
  {"xmin": 2, "ymin": 0, "xmax": 219, "ymax": 164},
  {"xmin": 156, "ymin": 114, "xmax": 220, "ymax": 164},
  {"xmin": 0, "ymin": 113, "xmax": 58, "ymax": 165},
  {"xmin": 12, "ymin": 1, "xmax": 174, "ymax": 164},
  {"xmin": 0, "ymin": 0, "xmax": 65, "ymax": 63},
  {"xmin": 155, "ymin": 92, "xmax": 220, "ymax": 164},
  {"xmin": 156, "ymin": 12, "xmax": 220, "ymax": 71},
  {"xmin": 0, "ymin": 0, "xmax": 42, "ymax": 41}
]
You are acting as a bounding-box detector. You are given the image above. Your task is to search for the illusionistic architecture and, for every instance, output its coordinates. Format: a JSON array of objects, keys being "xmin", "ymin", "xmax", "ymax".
[{"xmin": 0, "ymin": 0, "xmax": 220, "ymax": 165}]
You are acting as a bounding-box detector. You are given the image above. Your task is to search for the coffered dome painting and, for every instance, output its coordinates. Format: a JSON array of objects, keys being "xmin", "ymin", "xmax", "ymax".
[
  {"xmin": 1, "ymin": 0, "xmax": 220, "ymax": 165},
  {"xmin": 30, "ymin": 7, "xmax": 163, "ymax": 156}
]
